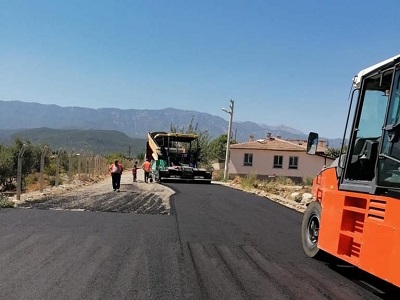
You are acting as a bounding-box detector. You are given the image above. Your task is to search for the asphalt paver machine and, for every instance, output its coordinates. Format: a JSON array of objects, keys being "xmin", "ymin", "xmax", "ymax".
[{"xmin": 146, "ymin": 132, "xmax": 212, "ymax": 183}]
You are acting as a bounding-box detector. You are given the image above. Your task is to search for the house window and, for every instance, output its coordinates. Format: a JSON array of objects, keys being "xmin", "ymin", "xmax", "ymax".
[
  {"xmin": 244, "ymin": 153, "xmax": 253, "ymax": 166},
  {"xmin": 273, "ymin": 155, "xmax": 283, "ymax": 168},
  {"xmin": 289, "ymin": 156, "xmax": 299, "ymax": 169}
]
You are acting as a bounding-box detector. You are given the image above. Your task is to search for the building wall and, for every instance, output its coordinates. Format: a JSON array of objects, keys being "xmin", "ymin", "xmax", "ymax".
[{"xmin": 229, "ymin": 149, "xmax": 333, "ymax": 179}]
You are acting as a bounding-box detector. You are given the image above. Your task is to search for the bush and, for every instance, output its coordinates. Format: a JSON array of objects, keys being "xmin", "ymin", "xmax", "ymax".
[
  {"xmin": 0, "ymin": 193, "xmax": 14, "ymax": 208},
  {"xmin": 79, "ymin": 174, "xmax": 91, "ymax": 182},
  {"xmin": 274, "ymin": 176, "xmax": 294, "ymax": 185},
  {"xmin": 232, "ymin": 176, "xmax": 242, "ymax": 184},
  {"xmin": 51, "ymin": 177, "xmax": 64, "ymax": 186},
  {"xmin": 45, "ymin": 162, "xmax": 57, "ymax": 177},
  {"xmin": 293, "ymin": 193, "xmax": 303, "ymax": 203},
  {"xmin": 302, "ymin": 177, "xmax": 313, "ymax": 186},
  {"xmin": 240, "ymin": 173, "xmax": 258, "ymax": 190},
  {"xmin": 25, "ymin": 173, "xmax": 39, "ymax": 186},
  {"xmin": 212, "ymin": 170, "xmax": 224, "ymax": 181},
  {"xmin": 258, "ymin": 181, "xmax": 281, "ymax": 194}
]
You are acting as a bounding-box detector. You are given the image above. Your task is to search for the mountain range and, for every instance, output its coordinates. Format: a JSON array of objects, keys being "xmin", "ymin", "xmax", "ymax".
[{"xmin": 0, "ymin": 100, "xmax": 342, "ymax": 147}]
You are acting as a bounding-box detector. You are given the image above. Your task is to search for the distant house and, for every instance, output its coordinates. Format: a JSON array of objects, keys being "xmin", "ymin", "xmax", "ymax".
[{"xmin": 228, "ymin": 135, "xmax": 334, "ymax": 182}]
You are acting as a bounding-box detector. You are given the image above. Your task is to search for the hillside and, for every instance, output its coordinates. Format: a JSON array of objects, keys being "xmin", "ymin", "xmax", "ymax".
[
  {"xmin": 8, "ymin": 128, "xmax": 147, "ymax": 156},
  {"xmin": 0, "ymin": 100, "xmax": 309, "ymax": 142},
  {"xmin": 0, "ymin": 129, "xmax": 21, "ymax": 145}
]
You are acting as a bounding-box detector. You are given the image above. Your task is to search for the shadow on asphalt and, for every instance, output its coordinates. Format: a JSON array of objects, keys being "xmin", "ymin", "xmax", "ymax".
[{"xmin": 322, "ymin": 256, "xmax": 400, "ymax": 299}]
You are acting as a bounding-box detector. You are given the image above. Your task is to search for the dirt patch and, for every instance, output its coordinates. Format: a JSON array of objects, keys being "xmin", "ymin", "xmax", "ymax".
[{"xmin": 13, "ymin": 171, "xmax": 175, "ymax": 215}]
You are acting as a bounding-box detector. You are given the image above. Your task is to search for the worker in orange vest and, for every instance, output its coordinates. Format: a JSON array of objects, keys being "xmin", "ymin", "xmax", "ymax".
[
  {"xmin": 141, "ymin": 159, "xmax": 151, "ymax": 183},
  {"xmin": 109, "ymin": 160, "xmax": 123, "ymax": 191}
]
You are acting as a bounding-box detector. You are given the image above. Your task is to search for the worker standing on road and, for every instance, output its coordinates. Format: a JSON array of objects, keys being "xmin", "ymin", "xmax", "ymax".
[
  {"xmin": 141, "ymin": 159, "xmax": 151, "ymax": 183},
  {"xmin": 109, "ymin": 160, "xmax": 123, "ymax": 191},
  {"xmin": 132, "ymin": 161, "xmax": 138, "ymax": 182}
]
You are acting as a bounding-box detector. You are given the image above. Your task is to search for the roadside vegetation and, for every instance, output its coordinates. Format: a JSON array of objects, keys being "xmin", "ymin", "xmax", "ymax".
[
  {"xmin": 0, "ymin": 139, "xmax": 43, "ymax": 192},
  {"xmin": 0, "ymin": 138, "xmax": 112, "ymax": 198},
  {"xmin": 237, "ymin": 174, "xmax": 311, "ymax": 198},
  {"xmin": 324, "ymin": 145, "xmax": 347, "ymax": 159},
  {"xmin": 212, "ymin": 171, "xmax": 313, "ymax": 204},
  {"xmin": 0, "ymin": 193, "xmax": 14, "ymax": 208}
]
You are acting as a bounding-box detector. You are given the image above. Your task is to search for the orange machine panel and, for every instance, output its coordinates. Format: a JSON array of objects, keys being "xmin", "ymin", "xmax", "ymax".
[
  {"xmin": 315, "ymin": 167, "xmax": 400, "ymax": 287},
  {"xmin": 359, "ymin": 221, "xmax": 399, "ymax": 286}
]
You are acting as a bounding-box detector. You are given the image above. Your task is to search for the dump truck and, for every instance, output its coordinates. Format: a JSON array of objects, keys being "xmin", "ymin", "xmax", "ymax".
[
  {"xmin": 302, "ymin": 54, "xmax": 400, "ymax": 288},
  {"xmin": 145, "ymin": 131, "xmax": 212, "ymax": 183}
]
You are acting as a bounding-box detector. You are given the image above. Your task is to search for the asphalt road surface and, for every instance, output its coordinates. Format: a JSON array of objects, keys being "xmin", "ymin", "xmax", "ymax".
[{"xmin": 1, "ymin": 180, "xmax": 399, "ymax": 299}]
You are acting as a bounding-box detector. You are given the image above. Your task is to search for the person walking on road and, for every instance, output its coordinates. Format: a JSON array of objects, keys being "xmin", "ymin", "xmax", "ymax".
[
  {"xmin": 132, "ymin": 161, "xmax": 138, "ymax": 182},
  {"xmin": 141, "ymin": 160, "xmax": 151, "ymax": 183},
  {"xmin": 109, "ymin": 160, "xmax": 123, "ymax": 191}
]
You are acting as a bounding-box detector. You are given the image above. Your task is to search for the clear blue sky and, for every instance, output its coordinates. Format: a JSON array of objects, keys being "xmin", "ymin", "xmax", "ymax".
[{"xmin": 1, "ymin": 0, "xmax": 400, "ymax": 138}]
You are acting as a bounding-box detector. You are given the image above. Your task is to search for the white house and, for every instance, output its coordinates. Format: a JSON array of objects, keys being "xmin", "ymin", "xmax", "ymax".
[{"xmin": 228, "ymin": 136, "xmax": 334, "ymax": 182}]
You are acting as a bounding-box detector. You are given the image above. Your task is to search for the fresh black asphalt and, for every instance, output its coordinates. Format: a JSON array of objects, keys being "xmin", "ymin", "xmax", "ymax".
[{"xmin": 0, "ymin": 182, "xmax": 399, "ymax": 299}]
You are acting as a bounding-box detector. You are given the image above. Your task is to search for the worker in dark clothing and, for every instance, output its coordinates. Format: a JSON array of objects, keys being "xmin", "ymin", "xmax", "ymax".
[
  {"xmin": 132, "ymin": 161, "xmax": 138, "ymax": 182},
  {"xmin": 109, "ymin": 160, "xmax": 123, "ymax": 191}
]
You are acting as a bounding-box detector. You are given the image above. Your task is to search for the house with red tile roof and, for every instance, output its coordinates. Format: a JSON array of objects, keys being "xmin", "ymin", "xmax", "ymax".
[{"xmin": 228, "ymin": 135, "xmax": 334, "ymax": 182}]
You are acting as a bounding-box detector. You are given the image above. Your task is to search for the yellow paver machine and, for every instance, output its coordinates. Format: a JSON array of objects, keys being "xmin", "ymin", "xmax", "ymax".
[{"xmin": 146, "ymin": 132, "xmax": 213, "ymax": 183}]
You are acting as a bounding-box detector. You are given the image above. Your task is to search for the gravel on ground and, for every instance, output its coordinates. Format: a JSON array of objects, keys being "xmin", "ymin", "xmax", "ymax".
[
  {"xmin": 9, "ymin": 168, "xmax": 308, "ymax": 215},
  {"xmin": 13, "ymin": 170, "xmax": 175, "ymax": 215}
]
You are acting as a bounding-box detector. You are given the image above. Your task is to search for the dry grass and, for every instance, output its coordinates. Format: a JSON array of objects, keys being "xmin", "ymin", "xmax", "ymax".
[
  {"xmin": 212, "ymin": 170, "xmax": 224, "ymax": 181},
  {"xmin": 231, "ymin": 175, "xmax": 312, "ymax": 200},
  {"xmin": 23, "ymin": 172, "xmax": 106, "ymax": 193},
  {"xmin": 26, "ymin": 181, "xmax": 44, "ymax": 192},
  {"xmin": 25, "ymin": 174, "xmax": 51, "ymax": 192}
]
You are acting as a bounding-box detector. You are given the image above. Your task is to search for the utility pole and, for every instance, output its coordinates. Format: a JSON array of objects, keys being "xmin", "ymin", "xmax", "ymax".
[
  {"xmin": 222, "ymin": 99, "xmax": 234, "ymax": 181},
  {"xmin": 128, "ymin": 146, "xmax": 131, "ymax": 159}
]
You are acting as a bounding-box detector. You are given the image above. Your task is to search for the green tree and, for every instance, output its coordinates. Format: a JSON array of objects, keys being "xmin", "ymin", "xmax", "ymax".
[
  {"xmin": 0, "ymin": 145, "xmax": 14, "ymax": 190},
  {"xmin": 30, "ymin": 144, "xmax": 43, "ymax": 173},
  {"xmin": 10, "ymin": 139, "xmax": 43, "ymax": 188},
  {"xmin": 58, "ymin": 150, "xmax": 69, "ymax": 172},
  {"xmin": 104, "ymin": 153, "xmax": 126, "ymax": 165},
  {"xmin": 170, "ymin": 116, "xmax": 212, "ymax": 167},
  {"xmin": 208, "ymin": 134, "xmax": 237, "ymax": 163},
  {"xmin": 324, "ymin": 145, "xmax": 347, "ymax": 159},
  {"xmin": 136, "ymin": 152, "xmax": 145, "ymax": 162},
  {"xmin": 0, "ymin": 141, "xmax": 50, "ymax": 191}
]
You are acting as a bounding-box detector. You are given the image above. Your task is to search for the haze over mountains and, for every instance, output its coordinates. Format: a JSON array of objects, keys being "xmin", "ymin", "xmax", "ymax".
[{"xmin": 0, "ymin": 100, "xmax": 341, "ymax": 147}]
